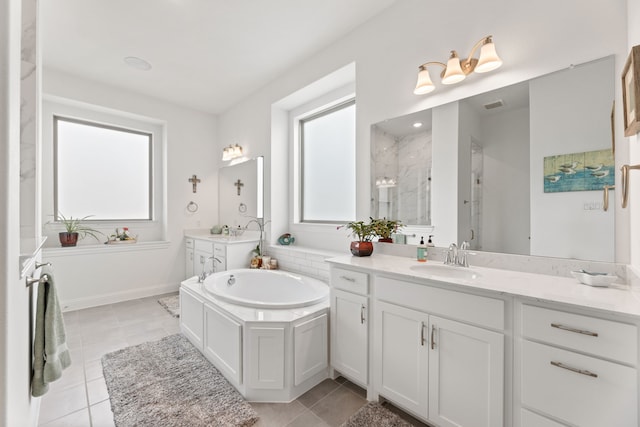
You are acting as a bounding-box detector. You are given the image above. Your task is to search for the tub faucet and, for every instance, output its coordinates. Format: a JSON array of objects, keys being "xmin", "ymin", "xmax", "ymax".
[{"xmin": 444, "ymin": 243, "xmax": 457, "ymax": 265}]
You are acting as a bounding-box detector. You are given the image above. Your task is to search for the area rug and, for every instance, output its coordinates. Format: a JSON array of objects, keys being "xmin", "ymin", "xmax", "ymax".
[
  {"xmin": 102, "ymin": 334, "xmax": 257, "ymax": 427},
  {"xmin": 157, "ymin": 294, "xmax": 180, "ymax": 318},
  {"xmin": 340, "ymin": 402, "xmax": 413, "ymax": 427}
]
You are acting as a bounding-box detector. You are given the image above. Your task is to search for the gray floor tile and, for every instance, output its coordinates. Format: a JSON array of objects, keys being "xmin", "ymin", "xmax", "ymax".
[
  {"xmin": 297, "ymin": 378, "xmax": 341, "ymax": 408},
  {"xmin": 38, "ymin": 384, "xmax": 88, "ymax": 425},
  {"xmin": 87, "ymin": 377, "xmax": 109, "ymax": 405},
  {"xmin": 39, "ymin": 408, "xmax": 90, "ymax": 427},
  {"xmin": 286, "ymin": 410, "xmax": 331, "ymax": 427},
  {"xmin": 90, "ymin": 400, "xmax": 116, "ymax": 427},
  {"xmin": 310, "ymin": 386, "xmax": 366, "ymax": 427}
]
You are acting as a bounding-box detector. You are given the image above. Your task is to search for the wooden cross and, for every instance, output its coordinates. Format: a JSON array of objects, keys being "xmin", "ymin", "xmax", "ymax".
[
  {"xmin": 234, "ymin": 179, "xmax": 244, "ymax": 195},
  {"xmin": 188, "ymin": 175, "xmax": 201, "ymax": 193}
]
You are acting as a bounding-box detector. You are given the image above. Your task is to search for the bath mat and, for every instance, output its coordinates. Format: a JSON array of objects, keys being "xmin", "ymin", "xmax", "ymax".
[
  {"xmin": 340, "ymin": 402, "xmax": 413, "ymax": 427},
  {"xmin": 157, "ymin": 294, "xmax": 180, "ymax": 317},
  {"xmin": 102, "ymin": 334, "xmax": 257, "ymax": 427}
]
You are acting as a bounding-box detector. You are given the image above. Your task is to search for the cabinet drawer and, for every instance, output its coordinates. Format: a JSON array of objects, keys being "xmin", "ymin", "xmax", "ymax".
[
  {"xmin": 185, "ymin": 238, "xmax": 194, "ymax": 249},
  {"xmin": 376, "ymin": 276, "xmax": 504, "ymax": 330},
  {"xmin": 331, "ymin": 267, "xmax": 368, "ymax": 295},
  {"xmin": 522, "ymin": 304, "xmax": 637, "ymax": 365},
  {"xmin": 195, "ymin": 239, "xmax": 213, "ymax": 253},
  {"xmin": 522, "ymin": 340, "xmax": 637, "ymax": 427}
]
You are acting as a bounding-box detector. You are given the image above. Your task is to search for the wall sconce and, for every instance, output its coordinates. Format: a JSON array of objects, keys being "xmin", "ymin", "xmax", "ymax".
[
  {"xmin": 414, "ymin": 36, "xmax": 503, "ymax": 95},
  {"xmin": 376, "ymin": 177, "xmax": 397, "ymax": 188},
  {"xmin": 222, "ymin": 144, "xmax": 244, "ymax": 161}
]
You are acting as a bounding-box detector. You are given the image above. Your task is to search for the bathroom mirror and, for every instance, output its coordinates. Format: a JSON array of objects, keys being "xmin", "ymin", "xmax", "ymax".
[
  {"xmin": 218, "ymin": 156, "xmax": 264, "ymax": 229},
  {"xmin": 371, "ymin": 56, "xmax": 615, "ymax": 262}
]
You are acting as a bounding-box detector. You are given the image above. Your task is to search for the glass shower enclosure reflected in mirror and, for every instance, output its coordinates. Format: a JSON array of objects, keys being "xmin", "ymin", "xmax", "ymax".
[
  {"xmin": 371, "ymin": 110, "xmax": 432, "ymax": 226},
  {"xmin": 218, "ymin": 156, "xmax": 264, "ymax": 231}
]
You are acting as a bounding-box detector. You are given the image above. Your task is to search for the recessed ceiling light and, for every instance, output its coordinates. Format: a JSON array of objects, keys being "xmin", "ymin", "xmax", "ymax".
[
  {"xmin": 123, "ymin": 56, "xmax": 152, "ymax": 71},
  {"xmin": 413, "ymin": 122, "xmax": 423, "ymax": 128}
]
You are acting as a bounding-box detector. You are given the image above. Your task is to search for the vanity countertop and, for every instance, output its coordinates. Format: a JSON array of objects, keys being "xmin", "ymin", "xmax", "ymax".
[
  {"xmin": 184, "ymin": 230, "xmax": 259, "ymax": 244},
  {"xmin": 327, "ymin": 254, "xmax": 640, "ymax": 318}
]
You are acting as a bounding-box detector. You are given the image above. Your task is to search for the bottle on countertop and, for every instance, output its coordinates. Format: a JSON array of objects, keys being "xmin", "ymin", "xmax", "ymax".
[
  {"xmin": 417, "ymin": 236, "xmax": 427, "ymax": 262},
  {"xmin": 427, "ymin": 235, "xmax": 435, "ymax": 247}
]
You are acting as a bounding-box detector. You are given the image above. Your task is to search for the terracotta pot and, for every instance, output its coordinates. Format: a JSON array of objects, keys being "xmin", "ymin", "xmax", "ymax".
[
  {"xmin": 59, "ymin": 232, "xmax": 79, "ymax": 247},
  {"xmin": 350, "ymin": 241, "xmax": 373, "ymax": 257},
  {"xmin": 378, "ymin": 238, "xmax": 393, "ymax": 243}
]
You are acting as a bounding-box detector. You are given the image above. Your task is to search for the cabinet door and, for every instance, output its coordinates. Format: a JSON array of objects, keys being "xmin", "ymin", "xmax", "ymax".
[
  {"xmin": 185, "ymin": 247, "xmax": 194, "ymax": 278},
  {"xmin": 203, "ymin": 303, "xmax": 242, "ymax": 385},
  {"xmin": 331, "ymin": 289, "xmax": 368, "ymax": 385},
  {"xmin": 179, "ymin": 287, "xmax": 203, "ymax": 349},
  {"xmin": 428, "ymin": 316, "xmax": 504, "ymax": 427},
  {"xmin": 375, "ymin": 301, "xmax": 429, "ymax": 419},
  {"xmin": 195, "ymin": 249, "xmax": 212, "ymax": 277}
]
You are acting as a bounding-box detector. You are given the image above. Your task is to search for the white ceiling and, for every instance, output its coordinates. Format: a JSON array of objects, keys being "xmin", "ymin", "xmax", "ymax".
[{"xmin": 41, "ymin": 0, "xmax": 396, "ymax": 115}]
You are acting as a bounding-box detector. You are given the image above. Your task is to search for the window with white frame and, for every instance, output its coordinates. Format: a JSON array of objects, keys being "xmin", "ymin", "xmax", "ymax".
[
  {"xmin": 54, "ymin": 116, "xmax": 152, "ymax": 221},
  {"xmin": 298, "ymin": 99, "xmax": 356, "ymax": 223}
]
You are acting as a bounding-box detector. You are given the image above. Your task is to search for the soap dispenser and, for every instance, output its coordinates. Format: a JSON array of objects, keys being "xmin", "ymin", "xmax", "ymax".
[
  {"xmin": 417, "ymin": 236, "xmax": 427, "ymax": 262},
  {"xmin": 427, "ymin": 235, "xmax": 435, "ymax": 247}
]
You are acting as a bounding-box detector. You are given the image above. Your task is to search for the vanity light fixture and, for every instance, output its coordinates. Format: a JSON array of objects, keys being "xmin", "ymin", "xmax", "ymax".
[
  {"xmin": 414, "ymin": 36, "xmax": 503, "ymax": 95},
  {"xmin": 376, "ymin": 177, "xmax": 397, "ymax": 188},
  {"xmin": 222, "ymin": 144, "xmax": 244, "ymax": 161},
  {"xmin": 413, "ymin": 122, "xmax": 423, "ymax": 128}
]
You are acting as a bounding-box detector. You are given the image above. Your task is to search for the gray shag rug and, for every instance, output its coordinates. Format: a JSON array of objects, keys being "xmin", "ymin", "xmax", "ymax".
[
  {"xmin": 157, "ymin": 294, "xmax": 180, "ymax": 318},
  {"xmin": 341, "ymin": 402, "xmax": 413, "ymax": 427},
  {"xmin": 102, "ymin": 334, "xmax": 257, "ymax": 427}
]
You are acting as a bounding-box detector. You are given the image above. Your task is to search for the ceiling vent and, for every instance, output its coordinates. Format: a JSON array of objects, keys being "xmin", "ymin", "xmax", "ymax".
[{"xmin": 483, "ymin": 99, "xmax": 505, "ymax": 110}]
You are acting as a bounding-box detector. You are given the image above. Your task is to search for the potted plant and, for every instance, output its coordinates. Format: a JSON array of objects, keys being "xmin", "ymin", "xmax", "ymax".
[
  {"xmin": 56, "ymin": 213, "xmax": 103, "ymax": 247},
  {"xmin": 370, "ymin": 217, "xmax": 403, "ymax": 243},
  {"xmin": 339, "ymin": 220, "xmax": 376, "ymax": 257}
]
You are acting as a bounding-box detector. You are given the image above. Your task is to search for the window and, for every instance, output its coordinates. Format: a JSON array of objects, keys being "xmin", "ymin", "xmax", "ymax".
[
  {"xmin": 298, "ymin": 99, "xmax": 356, "ymax": 223},
  {"xmin": 54, "ymin": 116, "xmax": 152, "ymax": 220}
]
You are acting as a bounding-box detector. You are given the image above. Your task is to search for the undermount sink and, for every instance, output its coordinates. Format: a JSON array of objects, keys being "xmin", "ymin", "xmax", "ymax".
[{"xmin": 409, "ymin": 263, "xmax": 480, "ymax": 280}]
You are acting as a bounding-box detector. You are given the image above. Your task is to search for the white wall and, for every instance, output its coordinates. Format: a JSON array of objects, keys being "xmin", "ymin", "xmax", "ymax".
[
  {"xmin": 41, "ymin": 69, "xmax": 218, "ymax": 310},
  {"xmin": 530, "ymin": 57, "xmax": 615, "ymax": 261},
  {"xmin": 479, "ymin": 107, "xmax": 530, "ymax": 255},
  {"xmin": 216, "ymin": 0, "xmax": 630, "ymax": 258}
]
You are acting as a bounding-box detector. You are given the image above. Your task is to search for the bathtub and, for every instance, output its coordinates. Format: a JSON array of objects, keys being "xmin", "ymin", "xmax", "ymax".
[
  {"xmin": 202, "ymin": 269, "xmax": 329, "ymax": 309},
  {"xmin": 179, "ymin": 269, "xmax": 330, "ymax": 402}
]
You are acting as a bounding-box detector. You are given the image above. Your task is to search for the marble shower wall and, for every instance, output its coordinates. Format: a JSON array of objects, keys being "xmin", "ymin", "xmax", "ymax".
[
  {"xmin": 371, "ymin": 126, "xmax": 432, "ymax": 225},
  {"xmin": 20, "ymin": 0, "xmax": 38, "ymax": 244}
]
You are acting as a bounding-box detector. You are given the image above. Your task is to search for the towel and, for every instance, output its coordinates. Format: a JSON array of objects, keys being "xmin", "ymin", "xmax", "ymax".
[{"xmin": 31, "ymin": 266, "xmax": 71, "ymax": 397}]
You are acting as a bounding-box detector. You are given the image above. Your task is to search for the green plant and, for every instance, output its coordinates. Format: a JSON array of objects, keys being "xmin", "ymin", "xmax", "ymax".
[
  {"xmin": 56, "ymin": 213, "xmax": 104, "ymax": 242},
  {"xmin": 370, "ymin": 217, "xmax": 403, "ymax": 239},
  {"xmin": 339, "ymin": 220, "xmax": 376, "ymax": 242}
]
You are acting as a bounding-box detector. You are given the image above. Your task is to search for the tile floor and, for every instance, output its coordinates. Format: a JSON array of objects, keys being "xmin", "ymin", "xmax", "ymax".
[{"xmin": 38, "ymin": 293, "xmax": 429, "ymax": 427}]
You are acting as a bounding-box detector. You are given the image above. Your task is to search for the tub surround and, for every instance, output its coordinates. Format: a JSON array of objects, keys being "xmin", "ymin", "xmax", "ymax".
[
  {"xmin": 180, "ymin": 272, "xmax": 330, "ymax": 403},
  {"xmin": 327, "ymin": 253, "xmax": 640, "ymax": 427}
]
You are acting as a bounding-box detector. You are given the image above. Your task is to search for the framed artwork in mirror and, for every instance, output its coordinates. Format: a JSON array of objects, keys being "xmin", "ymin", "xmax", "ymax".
[{"xmin": 622, "ymin": 44, "xmax": 640, "ymax": 137}]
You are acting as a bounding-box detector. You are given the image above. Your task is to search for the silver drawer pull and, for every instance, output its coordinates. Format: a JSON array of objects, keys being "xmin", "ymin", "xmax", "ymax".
[
  {"xmin": 360, "ymin": 304, "xmax": 366, "ymax": 324},
  {"xmin": 340, "ymin": 275, "xmax": 356, "ymax": 282},
  {"xmin": 420, "ymin": 322, "xmax": 426, "ymax": 346},
  {"xmin": 550, "ymin": 361, "xmax": 598, "ymax": 378},
  {"xmin": 551, "ymin": 323, "xmax": 598, "ymax": 337}
]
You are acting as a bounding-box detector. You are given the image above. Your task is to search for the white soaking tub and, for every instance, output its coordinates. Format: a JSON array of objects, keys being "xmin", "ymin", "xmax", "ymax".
[
  {"xmin": 179, "ymin": 270, "xmax": 330, "ymax": 402},
  {"xmin": 202, "ymin": 269, "xmax": 329, "ymax": 309}
]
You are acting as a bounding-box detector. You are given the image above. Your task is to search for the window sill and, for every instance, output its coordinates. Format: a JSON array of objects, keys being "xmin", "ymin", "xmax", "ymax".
[{"xmin": 43, "ymin": 240, "xmax": 171, "ymax": 256}]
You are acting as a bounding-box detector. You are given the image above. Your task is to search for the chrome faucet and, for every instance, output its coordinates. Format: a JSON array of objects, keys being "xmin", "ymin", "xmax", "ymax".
[
  {"xmin": 444, "ymin": 243, "xmax": 458, "ymax": 265},
  {"xmin": 457, "ymin": 240, "xmax": 470, "ymax": 267}
]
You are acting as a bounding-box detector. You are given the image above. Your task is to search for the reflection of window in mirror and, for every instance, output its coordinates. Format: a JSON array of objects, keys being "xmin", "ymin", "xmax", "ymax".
[{"xmin": 371, "ymin": 110, "xmax": 432, "ymax": 226}]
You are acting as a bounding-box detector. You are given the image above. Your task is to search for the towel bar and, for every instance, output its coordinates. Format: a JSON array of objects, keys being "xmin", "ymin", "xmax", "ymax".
[{"xmin": 25, "ymin": 274, "xmax": 49, "ymax": 288}]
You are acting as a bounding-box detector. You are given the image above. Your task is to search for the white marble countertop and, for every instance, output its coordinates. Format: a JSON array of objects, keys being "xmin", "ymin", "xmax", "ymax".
[
  {"xmin": 184, "ymin": 230, "xmax": 259, "ymax": 245},
  {"xmin": 327, "ymin": 254, "xmax": 640, "ymax": 318}
]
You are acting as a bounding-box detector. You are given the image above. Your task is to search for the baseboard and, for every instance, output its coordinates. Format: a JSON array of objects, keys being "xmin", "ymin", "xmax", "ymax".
[{"xmin": 60, "ymin": 282, "xmax": 179, "ymax": 312}]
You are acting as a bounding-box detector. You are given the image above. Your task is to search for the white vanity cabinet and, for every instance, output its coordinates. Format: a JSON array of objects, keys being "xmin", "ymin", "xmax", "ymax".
[
  {"xmin": 374, "ymin": 276, "xmax": 505, "ymax": 427},
  {"xmin": 194, "ymin": 239, "xmax": 214, "ymax": 277},
  {"xmin": 517, "ymin": 302, "xmax": 638, "ymax": 427},
  {"xmin": 185, "ymin": 238, "xmax": 195, "ymax": 278},
  {"xmin": 330, "ymin": 267, "xmax": 369, "ymax": 387}
]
